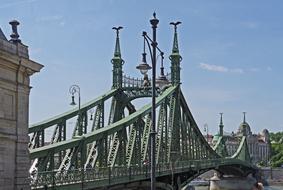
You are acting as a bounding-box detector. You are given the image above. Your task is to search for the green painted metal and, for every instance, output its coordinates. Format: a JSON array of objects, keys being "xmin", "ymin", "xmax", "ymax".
[
  {"xmin": 125, "ymin": 123, "xmax": 137, "ymax": 166},
  {"xmin": 29, "ymin": 83, "xmax": 256, "ymax": 189},
  {"xmin": 30, "ymin": 86, "xmax": 176, "ymax": 159},
  {"xmin": 166, "ymin": 94, "xmax": 175, "ymax": 162},
  {"xmin": 29, "ymin": 89, "xmax": 118, "ymax": 133},
  {"xmin": 169, "ymin": 24, "xmax": 182, "ymax": 86},
  {"xmin": 112, "ymin": 27, "xmax": 124, "ymax": 89},
  {"xmin": 156, "ymin": 101, "xmax": 166, "ymax": 163},
  {"xmin": 179, "ymin": 90, "xmax": 219, "ymax": 159},
  {"xmin": 107, "ymin": 95, "xmax": 127, "ymax": 167},
  {"xmin": 125, "ymin": 102, "xmax": 141, "ymax": 167},
  {"xmin": 141, "ymin": 115, "xmax": 151, "ymax": 162},
  {"xmin": 219, "ymin": 113, "xmax": 224, "ymax": 136},
  {"xmin": 108, "ymin": 132, "xmax": 120, "ymax": 167},
  {"xmin": 213, "ymin": 136, "xmax": 229, "ymax": 157},
  {"xmin": 170, "ymin": 89, "xmax": 182, "ymax": 160},
  {"xmin": 72, "ymin": 110, "xmax": 88, "ymax": 136},
  {"xmin": 180, "ymin": 111, "xmax": 189, "ymax": 160},
  {"xmin": 31, "ymin": 158, "xmax": 256, "ymax": 190},
  {"xmin": 231, "ymin": 136, "xmax": 251, "ymax": 163},
  {"xmin": 85, "ymin": 103, "xmax": 104, "ymax": 169}
]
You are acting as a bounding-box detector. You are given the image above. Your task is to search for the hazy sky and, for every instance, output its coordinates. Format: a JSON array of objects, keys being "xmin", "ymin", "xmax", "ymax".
[{"xmin": 1, "ymin": 0, "xmax": 282, "ymax": 135}]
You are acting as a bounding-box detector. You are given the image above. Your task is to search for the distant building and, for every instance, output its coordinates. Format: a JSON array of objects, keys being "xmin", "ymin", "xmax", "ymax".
[
  {"xmin": 212, "ymin": 112, "xmax": 271, "ymax": 165},
  {"xmin": 203, "ymin": 134, "xmax": 214, "ymax": 145}
]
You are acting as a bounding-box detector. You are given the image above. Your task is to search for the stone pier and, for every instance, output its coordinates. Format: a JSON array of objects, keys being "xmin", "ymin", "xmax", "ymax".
[{"xmin": 0, "ymin": 21, "xmax": 43, "ymax": 190}]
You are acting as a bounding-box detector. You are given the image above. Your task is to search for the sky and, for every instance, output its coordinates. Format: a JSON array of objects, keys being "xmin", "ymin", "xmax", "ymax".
[{"xmin": 0, "ymin": 0, "xmax": 282, "ymax": 135}]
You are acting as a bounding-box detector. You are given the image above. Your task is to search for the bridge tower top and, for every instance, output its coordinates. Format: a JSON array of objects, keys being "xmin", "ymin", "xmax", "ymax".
[
  {"xmin": 111, "ymin": 26, "xmax": 124, "ymax": 89},
  {"xmin": 170, "ymin": 21, "xmax": 181, "ymax": 53},
  {"xmin": 113, "ymin": 26, "xmax": 123, "ymax": 58},
  {"xmin": 219, "ymin": 113, "xmax": 224, "ymax": 136},
  {"xmin": 169, "ymin": 21, "xmax": 182, "ymax": 85}
]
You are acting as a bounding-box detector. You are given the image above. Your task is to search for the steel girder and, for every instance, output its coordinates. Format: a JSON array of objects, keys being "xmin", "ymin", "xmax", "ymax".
[
  {"xmin": 231, "ymin": 136, "xmax": 252, "ymax": 163},
  {"xmin": 213, "ymin": 136, "xmax": 229, "ymax": 157},
  {"xmin": 29, "ymin": 89, "xmax": 118, "ymax": 133},
  {"xmin": 28, "ymin": 89, "xmax": 119, "ymax": 160}
]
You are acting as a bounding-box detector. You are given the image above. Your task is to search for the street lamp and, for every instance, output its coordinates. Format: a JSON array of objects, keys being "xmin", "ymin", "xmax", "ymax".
[
  {"xmin": 69, "ymin": 84, "xmax": 82, "ymax": 135},
  {"xmin": 136, "ymin": 37, "xmax": 152, "ymax": 75},
  {"xmin": 156, "ymin": 52, "xmax": 169, "ymax": 89},
  {"xmin": 136, "ymin": 12, "xmax": 163, "ymax": 190}
]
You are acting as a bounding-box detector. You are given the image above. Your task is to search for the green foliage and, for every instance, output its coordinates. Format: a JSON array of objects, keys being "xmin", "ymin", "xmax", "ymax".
[
  {"xmin": 257, "ymin": 160, "xmax": 265, "ymax": 167},
  {"xmin": 270, "ymin": 131, "xmax": 283, "ymax": 167},
  {"xmin": 270, "ymin": 132, "xmax": 283, "ymax": 143}
]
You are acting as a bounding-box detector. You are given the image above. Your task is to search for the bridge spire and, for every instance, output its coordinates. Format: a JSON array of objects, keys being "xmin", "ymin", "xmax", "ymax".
[
  {"xmin": 169, "ymin": 21, "xmax": 182, "ymax": 85},
  {"xmin": 113, "ymin": 26, "xmax": 122, "ymax": 57},
  {"xmin": 111, "ymin": 26, "xmax": 124, "ymax": 89},
  {"xmin": 171, "ymin": 22, "xmax": 180, "ymax": 53},
  {"xmin": 243, "ymin": 112, "xmax": 246, "ymax": 123},
  {"xmin": 219, "ymin": 113, "xmax": 224, "ymax": 136}
]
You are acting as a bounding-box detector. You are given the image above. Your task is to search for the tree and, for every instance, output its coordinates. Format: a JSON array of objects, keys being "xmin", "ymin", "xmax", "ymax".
[{"xmin": 269, "ymin": 132, "xmax": 283, "ymax": 167}]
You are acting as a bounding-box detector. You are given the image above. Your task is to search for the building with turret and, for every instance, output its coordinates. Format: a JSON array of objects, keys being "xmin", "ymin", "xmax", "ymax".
[{"xmin": 212, "ymin": 113, "xmax": 271, "ymax": 165}]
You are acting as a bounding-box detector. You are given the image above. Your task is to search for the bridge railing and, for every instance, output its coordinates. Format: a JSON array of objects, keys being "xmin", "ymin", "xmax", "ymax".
[
  {"xmin": 122, "ymin": 73, "xmax": 171, "ymax": 88},
  {"xmin": 30, "ymin": 158, "xmax": 250, "ymax": 189},
  {"xmin": 122, "ymin": 75, "xmax": 144, "ymax": 88}
]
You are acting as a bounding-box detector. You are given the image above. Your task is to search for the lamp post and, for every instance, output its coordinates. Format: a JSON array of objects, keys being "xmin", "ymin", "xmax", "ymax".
[
  {"xmin": 69, "ymin": 84, "xmax": 82, "ymax": 135},
  {"xmin": 136, "ymin": 12, "xmax": 162, "ymax": 190}
]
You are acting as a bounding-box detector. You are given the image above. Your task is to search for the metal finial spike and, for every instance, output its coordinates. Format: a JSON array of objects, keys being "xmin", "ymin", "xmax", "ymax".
[
  {"xmin": 243, "ymin": 112, "xmax": 246, "ymax": 123},
  {"xmin": 112, "ymin": 26, "xmax": 123, "ymax": 57},
  {"xmin": 170, "ymin": 21, "xmax": 181, "ymax": 53},
  {"xmin": 219, "ymin": 113, "xmax": 223, "ymax": 125},
  {"xmin": 153, "ymin": 12, "xmax": 156, "ymax": 18}
]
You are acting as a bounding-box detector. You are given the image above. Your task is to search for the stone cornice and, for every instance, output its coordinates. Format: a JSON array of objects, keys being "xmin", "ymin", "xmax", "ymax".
[{"xmin": 0, "ymin": 48, "xmax": 43, "ymax": 75}]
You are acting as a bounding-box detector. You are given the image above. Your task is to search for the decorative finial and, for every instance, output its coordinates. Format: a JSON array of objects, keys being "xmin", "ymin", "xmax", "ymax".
[
  {"xmin": 150, "ymin": 12, "xmax": 159, "ymax": 26},
  {"xmin": 112, "ymin": 26, "xmax": 123, "ymax": 57},
  {"xmin": 112, "ymin": 26, "xmax": 123, "ymax": 37},
  {"xmin": 170, "ymin": 21, "xmax": 182, "ymax": 31},
  {"xmin": 9, "ymin": 20, "xmax": 21, "ymax": 43},
  {"xmin": 243, "ymin": 112, "xmax": 246, "ymax": 123},
  {"xmin": 170, "ymin": 21, "xmax": 182, "ymax": 53}
]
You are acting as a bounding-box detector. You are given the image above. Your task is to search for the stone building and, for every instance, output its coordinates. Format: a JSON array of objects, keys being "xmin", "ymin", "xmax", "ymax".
[
  {"xmin": 212, "ymin": 113, "xmax": 271, "ymax": 165},
  {"xmin": 0, "ymin": 21, "xmax": 43, "ymax": 189}
]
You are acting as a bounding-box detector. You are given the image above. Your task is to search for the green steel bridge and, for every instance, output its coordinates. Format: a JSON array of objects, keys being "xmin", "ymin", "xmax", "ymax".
[{"xmin": 28, "ymin": 16, "xmax": 257, "ymax": 190}]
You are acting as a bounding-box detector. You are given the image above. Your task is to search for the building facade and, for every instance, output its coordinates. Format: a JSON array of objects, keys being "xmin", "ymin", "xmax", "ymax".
[{"xmin": 0, "ymin": 21, "xmax": 43, "ymax": 189}]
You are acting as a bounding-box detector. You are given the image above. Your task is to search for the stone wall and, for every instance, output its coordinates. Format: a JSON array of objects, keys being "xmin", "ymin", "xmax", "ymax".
[
  {"xmin": 0, "ymin": 31, "xmax": 43, "ymax": 190},
  {"xmin": 261, "ymin": 168, "xmax": 283, "ymax": 181}
]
